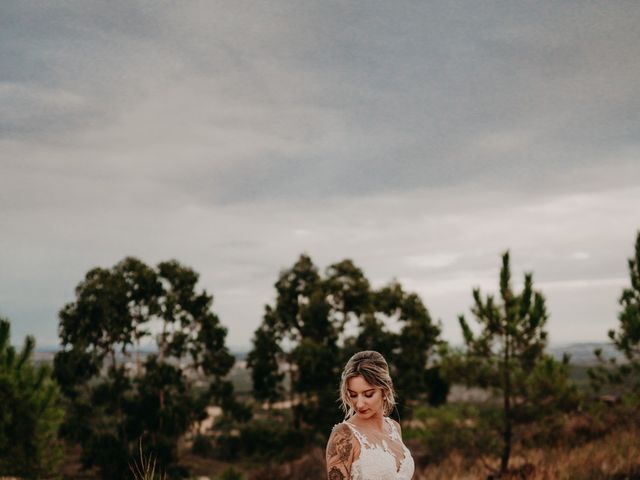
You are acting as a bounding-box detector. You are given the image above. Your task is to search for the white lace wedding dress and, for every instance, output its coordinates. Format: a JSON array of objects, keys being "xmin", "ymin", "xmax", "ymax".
[{"xmin": 343, "ymin": 417, "xmax": 415, "ymax": 480}]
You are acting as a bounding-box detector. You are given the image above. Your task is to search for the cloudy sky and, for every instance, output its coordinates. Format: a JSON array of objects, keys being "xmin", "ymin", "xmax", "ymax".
[{"xmin": 1, "ymin": 1, "xmax": 639, "ymax": 350}]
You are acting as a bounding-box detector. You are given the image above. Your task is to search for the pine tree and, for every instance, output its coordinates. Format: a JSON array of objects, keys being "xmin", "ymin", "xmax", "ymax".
[
  {"xmin": 610, "ymin": 231, "xmax": 640, "ymax": 366},
  {"xmin": 0, "ymin": 317, "xmax": 64, "ymax": 477},
  {"xmin": 592, "ymin": 231, "xmax": 640, "ymax": 392},
  {"xmin": 458, "ymin": 251, "xmax": 575, "ymax": 473}
]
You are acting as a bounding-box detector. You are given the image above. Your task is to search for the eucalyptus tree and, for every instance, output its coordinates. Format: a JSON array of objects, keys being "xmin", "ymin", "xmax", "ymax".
[
  {"xmin": 247, "ymin": 254, "xmax": 445, "ymax": 430},
  {"xmin": 247, "ymin": 255, "xmax": 374, "ymax": 428},
  {"xmin": 246, "ymin": 306, "xmax": 284, "ymax": 407},
  {"xmin": 270, "ymin": 255, "xmax": 342, "ymax": 428},
  {"xmin": 54, "ymin": 257, "xmax": 236, "ymax": 478},
  {"xmin": 375, "ymin": 281, "xmax": 444, "ymax": 411}
]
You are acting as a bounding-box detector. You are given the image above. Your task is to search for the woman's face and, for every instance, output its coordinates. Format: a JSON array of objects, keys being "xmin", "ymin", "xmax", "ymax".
[{"xmin": 347, "ymin": 375, "xmax": 384, "ymax": 419}]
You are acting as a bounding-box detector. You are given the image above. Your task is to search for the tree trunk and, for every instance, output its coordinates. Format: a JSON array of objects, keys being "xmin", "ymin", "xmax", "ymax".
[
  {"xmin": 501, "ymin": 399, "xmax": 512, "ymax": 473},
  {"xmin": 289, "ymin": 358, "xmax": 300, "ymax": 429},
  {"xmin": 501, "ymin": 334, "xmax": 512, "ymax": 473}
]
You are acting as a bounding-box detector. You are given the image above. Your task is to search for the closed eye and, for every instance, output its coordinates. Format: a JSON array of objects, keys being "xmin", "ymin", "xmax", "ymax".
[{"xmin": 348, "ymin": 390, "xmax": 376, "ymax": 398}]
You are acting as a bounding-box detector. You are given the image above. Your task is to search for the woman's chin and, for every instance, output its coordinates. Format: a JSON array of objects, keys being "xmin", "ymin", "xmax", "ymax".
[{"xmin": 356, "ymin": 410, "xmax": 376, "ymax": 419}]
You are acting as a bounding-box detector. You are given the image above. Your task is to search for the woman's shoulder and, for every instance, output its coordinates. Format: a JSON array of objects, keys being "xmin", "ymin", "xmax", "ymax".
[
  {"xmin": 330, "ymin": 421, "xmax": 354, "ymax": 438},
  {"xmin": 328, "ymin": 421, "xmax": 361, "ymax": 450},
  {"xmin": 326, "ymin": 421, "xmax": 360, "ymax": 458},
  {"xmin": 385, "ymin": 416, "xmax": 402, "ymax": 434},
  {"xmin": 326, "ymin": 422, "xmax": 359, "ymax": 478}
]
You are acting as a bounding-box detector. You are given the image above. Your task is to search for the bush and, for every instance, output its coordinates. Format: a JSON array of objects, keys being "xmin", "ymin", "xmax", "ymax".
[
  {"xmin": 213, "ymin": 432, "xmax": 242, "ymax": 461},
  {"xmin": 213, "ymin": 418, "xmax": 308, "ymax": 462},
  {"xmin": 216, "ymin": 467, "xmax": 244, "ymax": 480},
  {"xmin": 0, "ymin": 318, "xmax": 64, "ymax": 478},
  {"xmin": 248, "ymin": 447, "xmax": 325, "ymax": 480},
  {"xmin": 241, "ymin": 420, "xmax": 307, "ymax": 460},
  {"xmin": 192, "ymin": 433, "xmax": 214, "ymax": 457},
  {"xmin": 409, "ymin": 404, "xmax": 501, "ymax": 464}
]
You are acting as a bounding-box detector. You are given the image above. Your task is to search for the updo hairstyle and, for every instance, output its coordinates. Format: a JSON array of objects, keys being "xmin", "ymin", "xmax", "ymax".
[{"xmin": 339, "ymin": 350, "xmax": 396, "ymax": 419}]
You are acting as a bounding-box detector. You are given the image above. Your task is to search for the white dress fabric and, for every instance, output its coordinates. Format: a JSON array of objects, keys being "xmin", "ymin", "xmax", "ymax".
[{"xmin": 343, "ymin": 417, "xmax": 415, "ymax": 480}]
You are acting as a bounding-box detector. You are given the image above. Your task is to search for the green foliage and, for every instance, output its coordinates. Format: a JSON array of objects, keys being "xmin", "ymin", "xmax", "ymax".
[
  {"xmin": 215, "ymin": 467, "xmax": 245, "ymax": 480},
  {"xmin": 342, "ymin": 313, "xmax": 396, "ymax": 362},
  {"xmin": 0, "ymin": 317, "xmax": 64, "ymax": 478},
  {"xmin": 213, "ymin": 417, "xmax": 307, "ymax": 462},
  {"xmin": 523, "ymin": 354, "xmax": 579, "ymax": 417},
  {"xmin": 424, "ymin": 366, "xmax": 450, "ymax": 407},
  {"xmin": 54, "ymin": 257, "xmax": 238, "ymax": 478},
  {"xmin": 592, "ymin": 231, "xmax": 640, "ymax": 394},
  {"xmin": 248, "ymin": 255, "xmax": 345, "ymax": 430},
  {"xmin": 191, "ymin": 433, "xmax": 214, "ymax": 457},
  {"xmin": 246, "ymin": 307, "xmax": 284, "ymax": 406},
  {"xmin": 247, "ymin": 254, "xmax": 445, "ymax": 431},
  {"xmin": 409, "ymin": 404, "xmax": 501, "ymax": 464},
  {"xmin": 456, "ymin": 251, "xmax": 576, "ymax": 473},
  {"xmin": 610, "ymin": 231, "xmax": 640, "ymax": 362},
  {"xmin": 376, "ymin": 282, "xmax": 443, "ymax": 415}
]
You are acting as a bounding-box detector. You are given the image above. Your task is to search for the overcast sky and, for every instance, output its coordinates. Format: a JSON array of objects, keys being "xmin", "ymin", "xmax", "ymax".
[{"xmin": 1, "ymin": 1, "xmax": 639, "ymax": 350}]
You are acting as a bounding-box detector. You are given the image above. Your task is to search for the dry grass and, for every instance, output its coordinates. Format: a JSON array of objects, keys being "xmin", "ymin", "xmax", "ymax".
[
  {"xmin": 57, "ymin": 413, "xmax": 640, "ymax": 479},
  {"xmin": 418, "ymin": 424, "xmax": 640, "ymax": 480},
  {"xmin": 207, "ymin": 423, "xmax": 640, "ymax": 480}
]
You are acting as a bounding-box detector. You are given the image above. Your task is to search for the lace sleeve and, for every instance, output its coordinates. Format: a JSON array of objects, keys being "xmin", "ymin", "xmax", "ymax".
[
  {"xmin": 326, "ymin": 423, "xmax": 356, "ymax": 480},
  {"xmin": 388, "ymin": 418, "xmax": 402, "ymax": 441}
]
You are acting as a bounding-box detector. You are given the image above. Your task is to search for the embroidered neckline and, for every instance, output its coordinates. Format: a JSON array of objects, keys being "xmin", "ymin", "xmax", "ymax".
[{"xmin": 345, "ymin": 418, "xmax": 409, "ymax": 474}]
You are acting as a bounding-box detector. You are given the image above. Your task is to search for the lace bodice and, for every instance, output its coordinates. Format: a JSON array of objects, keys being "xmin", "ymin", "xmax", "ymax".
[{"xmin": 343, "ymin": 417, "xmax": 414, "ymax": 480}]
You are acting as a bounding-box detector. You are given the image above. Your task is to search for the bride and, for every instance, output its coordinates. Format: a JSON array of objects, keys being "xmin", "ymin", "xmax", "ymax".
[{"xmin": 326, "ymin": 351, "xmax": 415, "ymax": 480}]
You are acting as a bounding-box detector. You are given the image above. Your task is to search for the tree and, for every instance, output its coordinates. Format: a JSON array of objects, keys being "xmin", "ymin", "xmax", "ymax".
[
  {"xmin": 248, "ymin": 255, "xmax": 379, "ymax": 430},
  {"xmin": 54, "ymin": 257, "xmax": 236, "ymax": 478},
  {"xmin": 376, "ymin": 281, "xmax": 444, "ymax": 413},
  {"xmin": 273, "ymin": 255, "xmax": 343, "ymax": 429},
  {"xmin": 592, "ymin": 231, "xmax": 640, "ymax": 393},
  {"xmin": 458, "ymin": 251, "xmax": 574, "ymax": 473},
  {"xmin": 610, "ymin": 231, "xmax": 640, "ymax": 376},
  {"xmin": 337, "ymin": 263, "xmax": 397, "ymax": 363},
  {"xmin": 246, "ymin": 306, "xmax": 284, "ymax": 407},
  {"xmin": 247, "ymin": 254, "xmax": 445, "ymax": 432},
  {"xmin": 0, "ymin": 317, "xmax": 64, "ymax": 477},
  {"xmin": 342, "ymin": 313, "xmax": 397, "ymax": 363}
]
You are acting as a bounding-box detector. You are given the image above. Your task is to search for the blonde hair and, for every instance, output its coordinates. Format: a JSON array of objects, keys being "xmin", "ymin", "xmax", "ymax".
[{"xmin": 339, "ymin": 350, "xmax": 396, "ymax": 419}]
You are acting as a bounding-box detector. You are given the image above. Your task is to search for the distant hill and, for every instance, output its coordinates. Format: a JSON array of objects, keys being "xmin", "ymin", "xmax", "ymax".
[
  {"xmin": 33, "ymin": 347, "xmax": 249, "ymax": 364},
  {"xmin": 35, "ymin": 343, "xmax": 623, "ymax": 365},
  {"xmin": 548, "ymin": 342, "xmax": 625, "ymax": 365}
]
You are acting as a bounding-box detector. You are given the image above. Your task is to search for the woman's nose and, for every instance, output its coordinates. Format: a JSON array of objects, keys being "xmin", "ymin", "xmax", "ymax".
[{"xmin": 355, "ymin": 396, "xmax": 364, "ymax": 408}]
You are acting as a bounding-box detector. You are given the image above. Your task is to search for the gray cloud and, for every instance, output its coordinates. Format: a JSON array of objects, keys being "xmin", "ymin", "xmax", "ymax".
[{"xmin": 1, "ymin": 1, "xmax": 639, "ymax": 348}]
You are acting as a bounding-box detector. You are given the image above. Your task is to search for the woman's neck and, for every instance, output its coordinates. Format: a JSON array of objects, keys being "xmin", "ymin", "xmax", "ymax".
[{"xmin": 352, "ymin": 411, "xmax": 385, "ymax": 432}]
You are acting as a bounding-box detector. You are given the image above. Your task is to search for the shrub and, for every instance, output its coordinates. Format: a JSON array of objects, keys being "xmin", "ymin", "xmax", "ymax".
[
  {"xmin": 192, "ymin": 433, "xmax": 214, "ymax": 457},
  {"xmin": 409, "ymin": 403, "xmax": 501, "ymax": 464},
  {"xmin": 0, "ymin": 317, "xmax": 64, "ymax": 478},
  {"xmin": 213, "ymin": 418, "xmax": 308, "ymax": 462},
  {"xmin": 216, "ymin": 467, "xmax": 244, "ymax": 480}
]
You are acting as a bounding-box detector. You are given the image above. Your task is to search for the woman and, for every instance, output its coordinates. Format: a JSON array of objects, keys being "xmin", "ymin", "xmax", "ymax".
[{"xmin": 326, "ymin": 351, "xmax": 415, "ymax": 480}]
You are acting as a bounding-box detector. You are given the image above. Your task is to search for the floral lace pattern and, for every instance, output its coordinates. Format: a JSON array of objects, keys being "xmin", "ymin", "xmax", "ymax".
[{"xmin": 343, "ymin": 417, "xmax": 414, "ymax": 480}]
